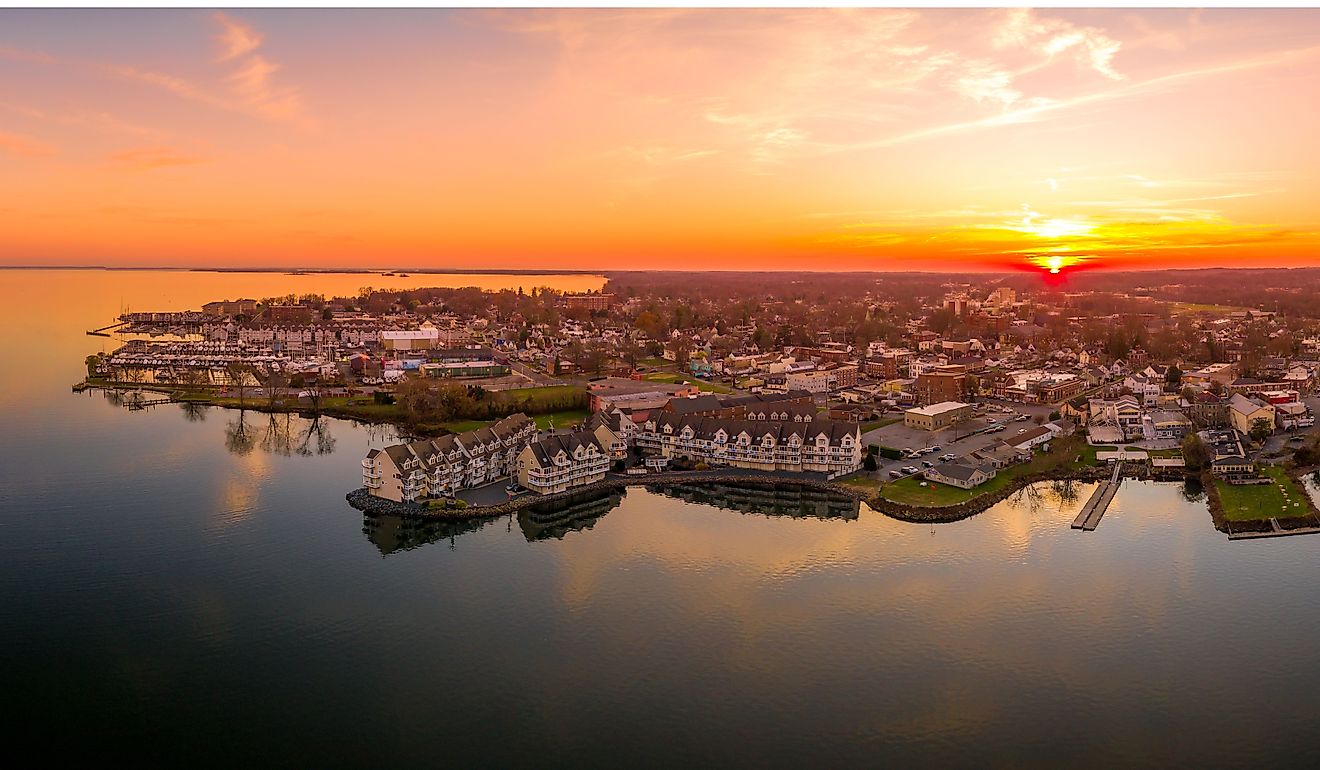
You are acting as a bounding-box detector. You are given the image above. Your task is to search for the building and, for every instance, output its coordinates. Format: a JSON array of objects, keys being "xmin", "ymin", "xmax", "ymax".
[
  {"xmin": 559, "ymin": 293, "xmax": 615, "ymax": 311},
  {"xmin": 1143, "ymin": 409, "xmax": 1193, "ymax": 441},
  {"xmin": 925, "ymin": 460, "xmax": 996, "ymax": 489},
  {"xmin": 1275, "ymin": 400, "xmax": 1315, "ymax": 430},
  {"xmin": 903, "ymin": 401, "xmax": 973, "ymax": 431},
  {"xmin": 1200, "ymin": 429, "xmax": 1254, "ymax": 476},
  {"xmin": 1184, "ymin": 362, "xmax": 1236, "ymax": 388},
  {"xmin": 380, "ymin": 328, "xmax": 440, "ymax": 351},
  {"xmin": 1227, "ymin": 393, "xmax": 1275, "ymax": 437},
  {"xmin": 362, "ymin": 413, "xmax": 537, "ymax": 502},
  {"xmin": 915, "ymin": 364, "xmax": 967, "ymax": 405},
  {"xmin": 635, "ymin": 415, "xmax": 863, "ymax": 475},
  {"xmin": 418, "ymin": 360, "xmax": 511, "ymax": 379},
  {"xmin": 201, "ymin": 298, "xmax": 258, "ymax": 317},
  {"xmin": 515, "ymin": 425, "xmax": 617, "ymax": 495},
  {"xmin": 264, "ymin": 304, "xmax": 314, "ymax": 324},
  {"xmin": 1009, "ymin": 425, "xmax": 1054, "ymax": 451}
]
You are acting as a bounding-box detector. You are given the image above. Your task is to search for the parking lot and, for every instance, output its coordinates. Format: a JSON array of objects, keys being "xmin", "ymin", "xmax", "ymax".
[{"xmin": 860, "ymin": 403, "xmax": 1050, "ymax": 480}]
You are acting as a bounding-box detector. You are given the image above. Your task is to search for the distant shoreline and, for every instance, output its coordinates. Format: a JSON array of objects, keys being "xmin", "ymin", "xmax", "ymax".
[{"xmin": 7, "ymin": 265, "xmax": 1320, "ymax": 276}]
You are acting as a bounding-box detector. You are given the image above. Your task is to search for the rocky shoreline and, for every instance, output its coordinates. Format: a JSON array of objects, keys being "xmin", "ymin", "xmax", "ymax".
[
  {"xmin": 345, "ymin": 465, "xmax": 1149, "ymax": 525},
  {"xmin": 346, "ymin": 472, "xmax": 868, "ymax": 521}
]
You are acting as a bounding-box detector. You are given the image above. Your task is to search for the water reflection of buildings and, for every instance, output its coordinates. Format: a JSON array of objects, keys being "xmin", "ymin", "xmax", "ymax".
[
  {"xmin": 517, "ymin": 490, "xmax": 624, "ymax": 541},
  {"xmin": 362, "ymin": 489, "xmax": 625, "ymax": 554},
  {"xmin": 362, "ymin": 482, "xmax": 858, "ymax": 554},
  {"xmin": 648, "ymin": 482, "xmax": 860, "ymax": 521},
  {"xmin": 363, "ymin": 514, "xmax": 497, "ymax": 556}
]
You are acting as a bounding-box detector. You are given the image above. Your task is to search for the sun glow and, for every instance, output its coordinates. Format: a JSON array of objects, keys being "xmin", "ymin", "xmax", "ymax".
[{"xmin": 1021, "ymin": 217, "xmax": 1094, "ymax": 240}]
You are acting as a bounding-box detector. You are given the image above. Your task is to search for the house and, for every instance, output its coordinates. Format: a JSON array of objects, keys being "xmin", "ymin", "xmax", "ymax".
[
  {"xmin": 1123, "ymin": 374, "xmax": 1162, "ymax": 406},
  {"xmin": 516, "ymin": 426, "xmax": 617, "ymax": 495},
  {"xmin": 362, "ymin": 413, "xmax": 538, "ymax": 501},
  {"xmin": 925, "ymin": 461, "xmax": 997, "ymax": 489},
  {"xmin": 1009, "ymin": 425, "xmax": 1054, "ymax": 451},
  {"xmin": 1142, "ymin": 409, "xmax": 1192, "ymax": 441},
  {"xmin": 1200, "ymin": 429, "xmax": 1254, "ymax": 476},
  {"xmin": 1227, "ymin": 393, "xmax": 1275, "ymax": 438},
  {"xmin": 969, "ymin": 440, "xmax": 1030, "ymax": 469}
]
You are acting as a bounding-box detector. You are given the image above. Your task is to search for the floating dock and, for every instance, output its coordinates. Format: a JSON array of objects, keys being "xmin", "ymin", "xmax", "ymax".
[{"xmin": 1071, "ymin": 462, "xmax": 1123, "ymax": 531}]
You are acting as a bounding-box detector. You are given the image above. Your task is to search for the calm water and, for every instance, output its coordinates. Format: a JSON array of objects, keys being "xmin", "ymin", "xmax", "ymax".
[{"xmin": 4, "ymin": 270, "xmax": 1320, "ymax": 767}]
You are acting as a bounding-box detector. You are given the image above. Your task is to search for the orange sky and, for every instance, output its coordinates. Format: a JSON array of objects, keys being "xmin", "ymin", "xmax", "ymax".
[{"xmin": 3, "ymin": 7, "xmax": 1320, "ymax": 272}]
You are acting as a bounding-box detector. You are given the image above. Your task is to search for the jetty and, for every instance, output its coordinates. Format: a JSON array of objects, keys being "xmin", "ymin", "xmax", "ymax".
[
  {"xmin": 86, "ymin": 320, "xmax": 128, "ymax": 337},
  {"xmin": 1071, "ymin": 461, "xmax": 1123, "ymax": 531}
]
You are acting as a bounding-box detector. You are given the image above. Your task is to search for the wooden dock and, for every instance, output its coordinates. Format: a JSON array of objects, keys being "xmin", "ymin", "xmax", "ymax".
[
  {"xmin": 86, "ymin": 320, "xmax": 128, "ymax": 337},
  {"xmin": 1071, "ymin": 462, "xmax": 1123, "ymax": 531}
]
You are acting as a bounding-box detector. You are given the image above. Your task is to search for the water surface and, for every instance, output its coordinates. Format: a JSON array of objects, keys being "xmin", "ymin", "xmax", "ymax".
[{"xmin": 2, "ymin": 269, "xmax": 1319, "ymax": 767}]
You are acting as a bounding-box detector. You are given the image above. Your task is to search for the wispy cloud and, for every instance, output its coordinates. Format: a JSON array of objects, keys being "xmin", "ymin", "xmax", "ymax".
[
  {"xmin": 214, "ymin": 12, "xmax": 263, "ymax": 62},
  {"xmin": 106, "ymin": 13, "xmax": 306, "ymax": 125},
  {"xmin": 0, "ymin": 130, "xmax": 56, "ymax": 158},
  {"xmin": 0, "ymin": 44, "xmax": 55, "ymax": 65},
  {"xmin": 111, "ymin": 147, "xmax": 210, "ymax": 171},
  {"xmin": 994, "ymin": 8, "xmax": 1124, "ymax": 80}
]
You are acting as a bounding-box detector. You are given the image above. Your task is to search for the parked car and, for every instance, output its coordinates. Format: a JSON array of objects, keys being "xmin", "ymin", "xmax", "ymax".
[
  {"xmin": 889, "ymin": 470, "xmax": 903, "ymax": 479},
  {"xmin": 922, "ymin": 460, "xmax": 935, "ymax": 468},
  {"xmin": 941, "ymin": 454, "xmax": 956, "ymax": 461},
  {"xmin": 902, "ymin": 465, "xmax": 920, "ymax": 475},
  {"xmin": 929, "ymin": 445, "xmax": 941, "ymax": 452},
  {"xmin": 1016, "ymin": 414, "xmax": 1029, "ymax": 422}
]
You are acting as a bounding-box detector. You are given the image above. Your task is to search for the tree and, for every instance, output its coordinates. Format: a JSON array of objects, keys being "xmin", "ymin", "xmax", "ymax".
[
  {"xmin": 1182, "ymin": 433, "xmax": 1211, "ymax": 472},
  {"xmin": 1164, "ymin": 364, "xmax": 1183, "ymax": 391},
  {"xmin": 863, "ymin": 454, "xmax": 878, "ymax": 472},
  {"xmin": 259, "ymin": 368, "xmax": 289, "ymax": 409},
  {"xmin": 1250, "ymin": 417, "xmax": 1273, "ymax": 444},
  {"xmin": 225, "ymin": 361, "xmax": 252, "ymax": 407}
]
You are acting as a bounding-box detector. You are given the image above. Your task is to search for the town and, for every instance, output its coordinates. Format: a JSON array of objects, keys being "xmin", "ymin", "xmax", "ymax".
[{"xmin": 83, "ymin": 269, "xmax": 1320, "ymax": 525}]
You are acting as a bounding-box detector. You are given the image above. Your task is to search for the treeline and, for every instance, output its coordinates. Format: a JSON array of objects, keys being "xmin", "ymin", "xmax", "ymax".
[{"xmin": 392, "ymin": 379, "xmax": 588, "ymax": 429}]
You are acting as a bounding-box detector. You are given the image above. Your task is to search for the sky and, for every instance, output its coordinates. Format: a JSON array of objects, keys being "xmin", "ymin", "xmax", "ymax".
[{"xmin": 2, "ymin": 7, "xmax": 1320, "ymax": 273}]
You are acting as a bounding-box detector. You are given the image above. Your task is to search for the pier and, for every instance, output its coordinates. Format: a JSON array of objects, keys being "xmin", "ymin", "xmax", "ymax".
[
  {"xmin": 86, "ymin": 320, "xmax": 128, "ymax": 337},
  {"xmin": 1072, "ymin": 461, "xmax": 1123, "ymax": 531}
]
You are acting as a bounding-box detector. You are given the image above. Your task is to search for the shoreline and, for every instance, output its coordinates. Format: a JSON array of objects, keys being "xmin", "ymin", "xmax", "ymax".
[{"xmin": 345, "ymin": 464, "xmax": 1155, "ymax": 525}]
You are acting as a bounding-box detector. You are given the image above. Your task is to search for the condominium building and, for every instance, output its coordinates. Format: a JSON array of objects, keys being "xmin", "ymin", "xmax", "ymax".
[
  {"xmin": 516, "ymin": 424, "xmax": 619, "ymax": 495},
  {"xmin": 635, "ymin": 414, "xmax": 863, "ymax": 476},
  {"xmin": 362, "ymin": 413, "xmax": 537, "ymax": 502}
]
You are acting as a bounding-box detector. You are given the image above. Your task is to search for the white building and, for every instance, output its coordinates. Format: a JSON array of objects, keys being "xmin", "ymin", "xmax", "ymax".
[
  {"xmin": 362, "ymin": 414, "xmax": 537, "ymax": 502},
  {"xmin": 516, "ymin": 425, "xmax": 617, "ymax": 495}
]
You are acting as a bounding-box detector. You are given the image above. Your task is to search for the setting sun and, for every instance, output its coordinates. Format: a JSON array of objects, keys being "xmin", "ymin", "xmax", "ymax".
[{"xmin": 3, "ymin": 7, "xmax": 1320, "ymax": 272}]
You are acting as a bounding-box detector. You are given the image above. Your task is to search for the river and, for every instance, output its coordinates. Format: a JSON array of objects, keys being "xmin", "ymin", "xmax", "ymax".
[{"xmin": 2, "ymin": 269, "xmax": 1320, "ymax": 767}]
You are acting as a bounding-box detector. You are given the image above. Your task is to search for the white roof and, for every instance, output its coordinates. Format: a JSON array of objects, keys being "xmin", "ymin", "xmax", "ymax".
[
  {"xmin": 380, "ymin": 329, "xmax": 439, "ymax": 340},
  {"xmin": 906, "ymin": 401, "xmax": 971, "ymax": 417}
]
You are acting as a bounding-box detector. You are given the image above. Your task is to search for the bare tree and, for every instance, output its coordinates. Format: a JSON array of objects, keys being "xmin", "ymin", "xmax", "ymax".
[{"xmin": 225, "ymin": 361, "xmax": 252, "ymax": 407}]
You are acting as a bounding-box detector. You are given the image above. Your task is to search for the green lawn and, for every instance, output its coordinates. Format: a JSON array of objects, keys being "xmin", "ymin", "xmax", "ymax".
[
  {"xmin": 534, "ymin": 409, "xmax": 591, "ymax": 430},
  {"xmin": 880, "ymin": 435, "xmax": 1092, "ymax": 507},
  {"xmin": 860, "ymin": 416, "xmax": 902, "ymax": 432},
  {"xmin": 835, "ymin": 473, "xmax": 881, "ymax": 496},
  {"xmin": 439, "ymin": 419, "xmax": 490, "ymax": 434},
  {"xmin": 1216, "ymin": 465, "xmax": 1313, "ymax": 521},
  {"xmin": 643, "ymin": 372, "xmax": 734, "ymax": 394}
]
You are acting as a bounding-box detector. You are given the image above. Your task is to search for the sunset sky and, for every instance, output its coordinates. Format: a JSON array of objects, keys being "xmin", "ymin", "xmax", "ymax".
[{"xmin": 3, "ymin": 7, "xmax": 1320, "ymax": 272}]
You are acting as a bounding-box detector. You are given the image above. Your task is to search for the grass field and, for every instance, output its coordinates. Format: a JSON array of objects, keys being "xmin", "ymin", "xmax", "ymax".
[
  {"xmin": 1215, "ymin": 465, "xmax": 1313, "ymax": 521},
  {"xmin": 880, "ymin": 435, "xmax": 1091, "ymax": 507},
  {"xmin": 859, "ymin": 416, "xmax": 902, "ymax": 432},
  {"xmin": 642, "ymin": 372, "xmax": 734, "ymax": 394},
  {"xmin": 533, "ymin": 409, "xmax": 591, "ymax": 429}
]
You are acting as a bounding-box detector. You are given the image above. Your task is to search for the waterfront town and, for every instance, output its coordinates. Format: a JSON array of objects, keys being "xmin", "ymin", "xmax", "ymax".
[{"xmin": 83, "ymin": 269, "xmax": 1320, "ymax": 533}]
